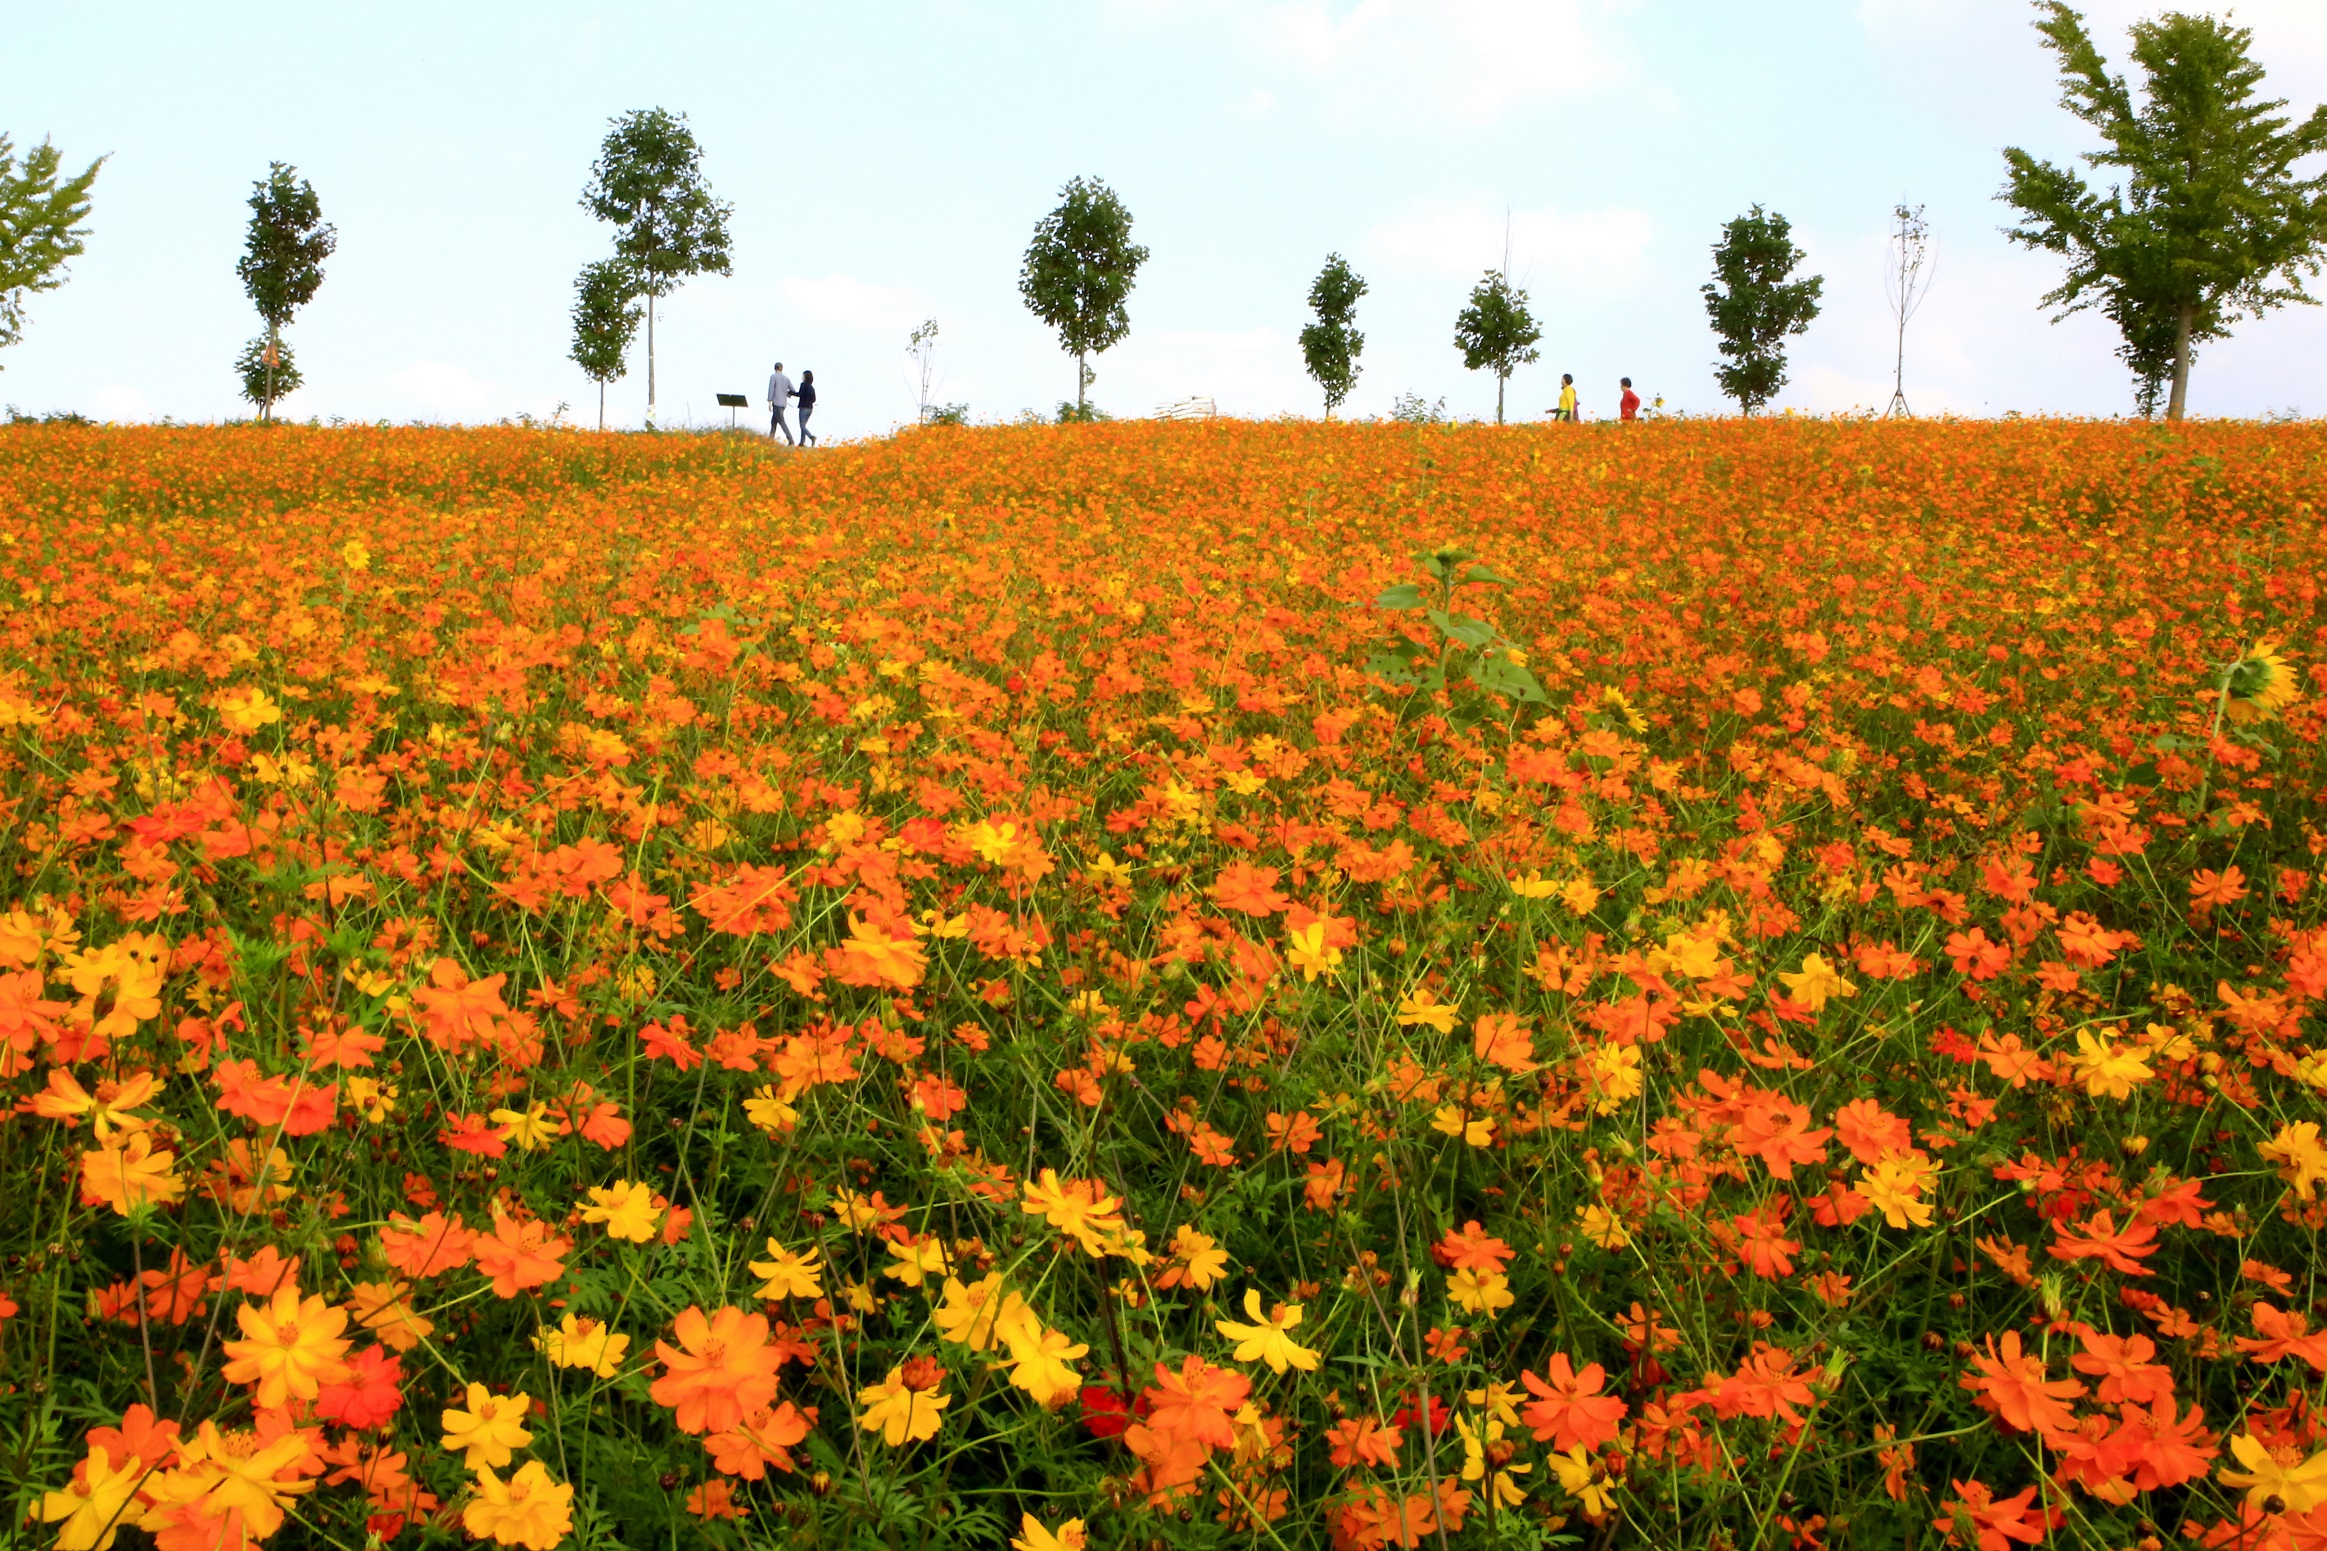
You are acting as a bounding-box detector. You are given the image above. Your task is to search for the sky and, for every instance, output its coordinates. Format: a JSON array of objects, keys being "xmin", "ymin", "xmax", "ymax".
[{"xmin": 7, "ymin": 0, "xmax": 2326, "ymax": 435}]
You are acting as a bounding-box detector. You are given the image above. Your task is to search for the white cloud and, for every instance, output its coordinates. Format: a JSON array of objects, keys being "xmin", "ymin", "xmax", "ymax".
[
  {"xmin": 90, "ymin": 384, "xmax": 154, "ymax": 422},
  {"xmin": 1366, "ymin": 196, "xmax": 1654, "ymax": 293},
  {"xmin": 1246, "ymin": 0, "xmax": 1629, "ymax": 123},
  {"xmin": 775, "ymin": 274, "xmax": 930, "ymax": 334},
  {"xmin": 375, "ymin": 361, "xmax": 529, "ymax": 422},
  {"xmin": 1105, "ymin": 326, "xmax": 1314, "ymax": 417}
]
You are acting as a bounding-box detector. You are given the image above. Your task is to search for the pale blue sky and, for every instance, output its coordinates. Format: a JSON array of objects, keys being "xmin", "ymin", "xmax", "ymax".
[{"xmin": 8, "ymin": 1, "xmax": 2325, "ymax": 433}]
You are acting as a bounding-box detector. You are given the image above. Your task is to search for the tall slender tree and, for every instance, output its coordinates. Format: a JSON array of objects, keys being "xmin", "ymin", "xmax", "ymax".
[
  {"xmin": 906, "ymin": 318, "xmax": 940, "ymax": 424},
  {"xmin": 2001, "ymin": 3, "xmax": 2327, "ymax": 420},
  {"xmin": 1452, "ymin": 269, "xmax": 1540, "ymax": 425},
  {"xmin": 581, "ymin": 109, "xmax": 732, "ymax": 428},
  {"xmin": 1299, "ymin": 254, "xmax": 1368, "ymax": 417},
  {"xmin": 1702, "ymin": 205, "xmax": 1823, "ymax": 415},
  {"xmin": 1883, "ymin": 203, "xmax": 1934, "ymax": 418},
  {"xmin": 236, "ymin": 163, "xmax": 335, "ymax": 421},
  {"xmin": 570, "ymin": 259, "xmax": 641, "ymax": 432},
  {"xmin": 1020, "ymin": 177, "xmax": 1148, "ymax": 416},
  {"xmin": 0, "ymin": 134, "xmax": 104, "ymax": 367}
]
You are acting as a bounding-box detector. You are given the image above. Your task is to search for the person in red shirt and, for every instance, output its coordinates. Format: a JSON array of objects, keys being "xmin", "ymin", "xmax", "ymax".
[{"xmin": 1619, "ymin": 377, "xmax": 1641, "ymax": 422}]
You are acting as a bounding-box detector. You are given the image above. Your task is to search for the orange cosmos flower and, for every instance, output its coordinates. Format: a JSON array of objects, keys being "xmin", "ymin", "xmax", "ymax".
[{"xmin": 650, "ymin": 1305, "xmax": 783, "ymax": 1435}]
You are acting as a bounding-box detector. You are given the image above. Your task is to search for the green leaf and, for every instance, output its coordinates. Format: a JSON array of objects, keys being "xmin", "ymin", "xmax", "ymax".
[
  {"xmin": 1373, "ymin": 583, "xmax": 1427, "ymax": 610},
  {"xmin": 1459, "ymin": 562, "xmax": 1515, "ymax": 587},
  {"xmin": 1426, "ymin": 609, "xmax": 1498, "ymax": 650},
  {"xmin": 1363, "ymin": 651, "xmax": 1422, "ymax": 687},
  {"xmin": 1469, "ymin": 653, "xmax": 1549, "ymax": 705}
]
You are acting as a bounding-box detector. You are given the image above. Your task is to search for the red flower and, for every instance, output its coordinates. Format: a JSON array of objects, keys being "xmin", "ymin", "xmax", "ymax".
[{"xmin": 315, "ymin": 1346, "xmax": 404, "ymax": 1431}]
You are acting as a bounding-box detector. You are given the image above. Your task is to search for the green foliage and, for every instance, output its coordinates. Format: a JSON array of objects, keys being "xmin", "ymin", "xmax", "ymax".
[
  {"xmin": 1019, "ymin": 176, "xmax": 1149, "ymax": 412},
  {"xmin": 1299, "ymin": 252, "xmax": 1368, "ymax": 416},
  {"xmin": 0, "ymin": 134, "xmax": 103, "ymax": 363},
  {"xmin": 570, "ymin": 259, "xmax": 642, "ymax": 431},
  {"xmin": 1389, "ymin": 392, "xmax": 1446, "ymax": 424},
  {"xmin": 234, "ymin": 336, "xmax": 301, "ymax": 409},
  {"xmin": 237, "ymin": 163, "xmax": 334, "ymax": 330},
  {"xmin": 1452, "ymin": 271, "xmax": 1540, "ymax": 424},
  {"xmin": 235, "ymin": 163, "xmax": 334, "ymax": 421},
  {"xmin": 2001, "ymin": 2, "xmax": 2327, "ymax": 420},
  {"xmin": 924, "ymin": 402, "xmax": 971, "ymax": 427},
  {"xmin": 581, "ymin": 108, "xmax": 733, "ymax": 423},
  {"xmin": 1053, "ymin": 399, "xmax": 1111, "ymax": 424},
  {"xmin": 580, "ymin": 109, "xmax": 733, "ymax": 300},
  {"xmin": 1365, "ymin": 543, "xmax": 1547, "ymax": 721},
  {"xmin": 1701, "ymin": 204, "xmax": 1823, "ymax": 415}
]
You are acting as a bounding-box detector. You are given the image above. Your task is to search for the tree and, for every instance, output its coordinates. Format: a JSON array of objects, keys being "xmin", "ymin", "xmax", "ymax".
[
  {"xmin": 581, "ymin": 109, "xmax": 733, "ymax": 428},
  {"xmin": 0, "ymin": 135, "xmax": 104, "ymax": 367},
  {"xmin": 906, "ymin": 318, "xmax": 940, "ymax": 424},
  {"xmin": 1883, "ymin": 203, "xmax": 1935, "ymax": 418},
  {"xmin": 1019, "ymin": 176, "xmax": 1149, "ymax": 415},
  {"xmin": 236, "ymin": 163, "xmax": 334, "ymax": 422},
  {"xmin": 234, "ymin": 336, "xmax": 301, "ymax": 409},
  {"xmin": 1702, "ymin": 205, "xmax": 1823, "ymax": 415},
  {"xmin": 1452, "ymin": 269, "xmax": 1539, "ymax": 424},
  {"xmin": 1299, "ymin": 254, "xmax": 1368, "ymax": 417},
  {"xmin": 570, "ymin": 259, "xmax": 641, "ymax": 432},
  {"xmin": 2001, "ymin": 4, "xmax": 2327, "ymax": 421}
]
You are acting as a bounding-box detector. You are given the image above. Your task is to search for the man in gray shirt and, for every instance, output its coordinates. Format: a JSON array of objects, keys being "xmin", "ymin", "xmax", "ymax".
[{"xmin": 766, "ymin": 362, "xmax": 796, "ymax": 444}]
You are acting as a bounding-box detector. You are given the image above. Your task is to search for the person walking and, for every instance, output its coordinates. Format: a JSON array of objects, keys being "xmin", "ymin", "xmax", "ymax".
[
  {"xmin": 1554, "ymin": 373, "xmax": 1579, "ymax": 423},
  {"xmin": 796, "ymin": 370, "xmax": 818, "ymax": 447},
  {"xmin": 1619, "ymin": 377, "xmax": 1641, "ymax": 422},
  {"xmin": 766, "ymin": 361, "xmax": 796, "ymax": 444}
]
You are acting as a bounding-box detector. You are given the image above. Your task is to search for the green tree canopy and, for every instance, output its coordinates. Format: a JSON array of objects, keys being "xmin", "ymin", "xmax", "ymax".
[
  {"xmin": 1299, "ymin": 253, "xmax": 1368, "ymax": 417},
  {"xmin": 1452, "ymin": 270, "xmax": 1540, "ymax": 425},
  {"xmin": 1019, "ymin": 176, "xmax": 1149, "ymax": 413},
  {"xmin": 0, "ymin": 134, "xmax": 104, "ymax": 365},
  {"xmin": 2001, "ymin": 3, "xmax": 2327, "ymax": 420},
  {"xmin": 1702, "ymin": 205, "xmax": 1823, "ymax": 415},
  {"xmin": 236, "ymin": 163, "xmax": 335, "ymax": 421},
  {"xmin": 581, "ymin": 109, "xmax": 733, "ymax": 425},
  {"xmin": 570, "ymin": 259, "xmax": 642, "ymax": 432},
  {"xmin": 234, "ymin": 336, "xmax": 300, "ymax": 411}
]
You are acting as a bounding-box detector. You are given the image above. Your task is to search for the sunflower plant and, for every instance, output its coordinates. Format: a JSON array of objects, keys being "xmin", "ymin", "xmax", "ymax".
[{"xmin": 1365, "ymin": 543, "xmax": 1547, "ymax": 721}]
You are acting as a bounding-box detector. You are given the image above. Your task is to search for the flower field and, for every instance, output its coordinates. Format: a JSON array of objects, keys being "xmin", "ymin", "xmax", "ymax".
[{"xmin": 2, "ymin": 417, "xmax": 2325, "ymax": 1551}]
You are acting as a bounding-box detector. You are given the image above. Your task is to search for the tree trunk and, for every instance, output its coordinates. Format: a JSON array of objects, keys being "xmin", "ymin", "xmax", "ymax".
[
  {"xmin": 2166, "ymin": 303, "xmax": 2193, "ymax": 422},
  {"xmin": 263, "ymin": 320, "xmax": 279, "ymax": 424},
  {"xmin": 1495, "ymin": 372, "xmax": 1506, "ymax": 426},
  {"xmin": 1076, "ymin": 351, "xmax": 1085, "ymax": 413},
  {"xmin": 647, "ymin": 298, "xmax": 657, "ymax": 428},
  {"xmin": 598, "ymin": 380, "xmax": 606, "ymax": 434}
]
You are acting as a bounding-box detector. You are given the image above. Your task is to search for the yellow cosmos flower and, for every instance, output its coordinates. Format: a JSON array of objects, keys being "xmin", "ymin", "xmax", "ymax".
[
  {"xmin": 1215, "ymin": 1288, "xmax": 1321, "ymax": 1374},
  {"xmin": 1395, "ymin": 987, "xmax": 1459, "ymax": 1033},
  {"xmin": 1286, "ymin": 920, "xmax": 1343, "ymax": 982},
  {"xmin": 442, "ymin": 1381, "xmax": 534, "ymax": 1471},
  {"xmin": 534, "ymin": 1313, "xmax": 630, "ymax": 1379},
  {"xmin": 1011, "ymin": 1516, "xmax": 1087, "ymax": 1551},
  {"xmin": 857, "ymin": 1365, "xmax": 950, "ymax": 1446},
  {"xmin": 1448, "ymin": 1267, "xmax": 1515, "ymax": 1318},
  {"xmin": 2218, "ymin": 1431, "xmax": 2327, "ymax": 1513},
  {"xmin": 578, "ymin": 1180, "xmax": 662, "ymax": 1243},
  {"xmin": 1778, "ymin": 952, "xmax": 1856, "ymax": 1012},
  {"xmin": 462, "ymin": 1460, "xmax": 574, "ymax": 1550},
  {"xmin": 747, "ymin": 1239, "xmax": 825, "ymax": 1301},
  {"xmin": 218, "ymin": 1285, "xmax": 352, "ymax": 1409}
]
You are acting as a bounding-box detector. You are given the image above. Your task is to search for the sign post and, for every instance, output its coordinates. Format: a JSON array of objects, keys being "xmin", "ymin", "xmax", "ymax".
[{"xmin": 715, "ymin": 393, "xmax": 748, "ymax": 430}]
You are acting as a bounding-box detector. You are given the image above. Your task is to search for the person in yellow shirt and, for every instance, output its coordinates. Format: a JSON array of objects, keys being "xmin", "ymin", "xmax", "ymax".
[{"xmin": 1553, "ymin": 374, "xmax": 1579, "ymax": 422}]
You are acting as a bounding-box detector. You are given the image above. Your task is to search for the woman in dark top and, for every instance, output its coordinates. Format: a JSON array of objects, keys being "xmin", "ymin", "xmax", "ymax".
[{"xmin": 796, "ymin": 371, "xmax": 817, "ymax": 446}]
